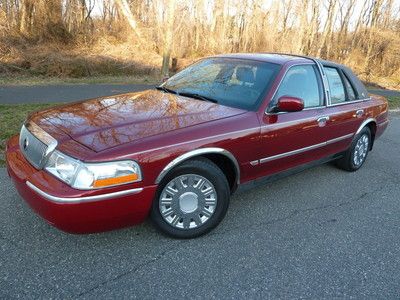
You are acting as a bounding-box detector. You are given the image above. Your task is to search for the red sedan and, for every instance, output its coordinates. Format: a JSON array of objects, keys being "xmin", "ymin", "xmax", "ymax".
[{"xmin": 6, "ymin": 53, "xmax": 389, "ymax": 238}]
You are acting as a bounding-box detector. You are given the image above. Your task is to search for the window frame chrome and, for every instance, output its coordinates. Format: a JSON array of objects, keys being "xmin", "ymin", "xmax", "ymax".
[
  {"xmin": 265, "ymin": 58, "xmax": 372, "ymax": 115},
  {"xmin": 322, "ymin": 65, "xmax": 371, "ymax": 107}
]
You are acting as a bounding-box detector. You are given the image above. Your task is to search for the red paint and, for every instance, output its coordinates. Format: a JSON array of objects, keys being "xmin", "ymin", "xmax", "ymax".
[
  {"xmin": 6, "ymin": 54, "xmax": 389, "ymax": 233},
  {"xmin": 276, "ymin": 96, "xmax": 304, "ymax": 112}
]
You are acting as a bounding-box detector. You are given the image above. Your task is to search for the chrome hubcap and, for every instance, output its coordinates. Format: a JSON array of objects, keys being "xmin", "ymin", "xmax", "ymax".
[
  {"xmin": 353, "ymin": 134, "xmax": 369, "ymax": 167},
  {"xmin": 159, "ymin": 174, "xmax": 217, "ymax": 229},
  {"xmin": 179, "ymin": 192, "xmax": 198, "ymax": 213}
]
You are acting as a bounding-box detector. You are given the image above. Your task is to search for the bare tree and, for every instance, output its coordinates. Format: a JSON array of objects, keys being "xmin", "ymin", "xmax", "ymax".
[
  {"xmin": 161, "ymin": 0, "xmax": 176, "ymax": 78},
  {"xmin": 114, "ymin": 0, "xmax": 143, "ymax": 41},
  {"xmin": 363, "ymin": 0, "xmax": 384, "ymax": 77},
  {"xmin": 0, "ymin": 0, "xmax": 399, "ymax": 87}
]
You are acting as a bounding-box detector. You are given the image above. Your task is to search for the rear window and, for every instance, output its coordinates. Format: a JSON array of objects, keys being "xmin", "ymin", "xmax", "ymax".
[
  {"xmin": 342, "ymin": 73, "xmax": 357, "ymax": 101},
  {"xmin": 324, "ymin": 67, "xmax": 346, "ymax": 104}
]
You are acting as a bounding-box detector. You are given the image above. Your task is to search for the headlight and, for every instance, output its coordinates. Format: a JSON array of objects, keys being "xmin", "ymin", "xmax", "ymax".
[
  {"xmin": 45, "ymin": 151, "xmax": 80, "ymax": 185},
  {"xmin": 44, "ymin": 151, "xmax": 142, "ymax": 190}
]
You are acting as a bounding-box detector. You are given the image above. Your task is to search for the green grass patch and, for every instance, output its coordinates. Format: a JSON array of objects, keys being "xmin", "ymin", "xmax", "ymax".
[
  {"xmin": 0, "ymin": 103, "xmax": 58, "ymax": 166},
  {"xmin": 0, "ymin": 75, "xmax": 159, "ymax": 86},
  {"xmin": 387, "ymin": 96, "xmax": 400, "ymax": 110}
]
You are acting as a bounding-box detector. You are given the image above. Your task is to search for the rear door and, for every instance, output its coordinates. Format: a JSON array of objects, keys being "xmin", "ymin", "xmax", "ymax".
[{"xmin": 321, "ymin": 65, "xmax": 368, "ymax": 154}]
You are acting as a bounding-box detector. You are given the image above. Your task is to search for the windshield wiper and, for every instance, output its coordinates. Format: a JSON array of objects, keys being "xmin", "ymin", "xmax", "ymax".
[
  {"xmin": 179, "ymin": 92, "xmax": 218, "ymax": 104},
  {"xmin": 156, "ymin": 86, "xmax": 178, "ymax": 95}
]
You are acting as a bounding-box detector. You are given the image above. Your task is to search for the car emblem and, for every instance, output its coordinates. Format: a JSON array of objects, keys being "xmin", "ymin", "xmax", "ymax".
[{"xmin": 23, "ymin": 138, "xmax": 29, "ymax": 150}]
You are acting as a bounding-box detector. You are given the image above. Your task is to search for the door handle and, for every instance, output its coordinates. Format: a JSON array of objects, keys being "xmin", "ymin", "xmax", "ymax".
[
  {"xmin": 355, "ymin": 109, "xmax": 364, "ymax": 118},
  {"xmin": 317, "ymin": 116, "xmax": 330, "ymax": 123},
  {"xmin": 317, "ymin": 116, "xmax": 330, "ymax": 127}
]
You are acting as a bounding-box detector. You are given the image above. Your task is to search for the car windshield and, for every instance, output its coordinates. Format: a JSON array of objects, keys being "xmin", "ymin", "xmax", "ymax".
[{"xmin": 160, "ymin": 58, "xmax": 281, "ymax": 110}]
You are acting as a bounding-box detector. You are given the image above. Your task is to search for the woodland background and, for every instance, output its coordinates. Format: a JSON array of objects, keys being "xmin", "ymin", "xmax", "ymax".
[{"xmin": 0, "ymin": 0, "xmax": 399, "ymax": 88}]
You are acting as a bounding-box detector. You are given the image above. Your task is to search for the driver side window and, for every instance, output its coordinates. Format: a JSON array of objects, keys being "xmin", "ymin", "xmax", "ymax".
[{"xmin": 273, "ymin": 65, "xmax": 323, "ymax": 108}]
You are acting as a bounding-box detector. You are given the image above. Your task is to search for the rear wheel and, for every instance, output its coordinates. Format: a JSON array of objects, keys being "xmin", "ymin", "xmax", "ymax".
[
  {"xmin": 336, "ymin": 127, "xmax": 371, "ymax": 172},
  {"xmin": 151, "ymin": 158, "xmax": 230, "ymax": 238}
]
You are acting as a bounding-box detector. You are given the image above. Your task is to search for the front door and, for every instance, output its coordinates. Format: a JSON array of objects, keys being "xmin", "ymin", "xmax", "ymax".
[{"xmin": 255, "ymin": 63, "xmax": 331, "ymax": 179}]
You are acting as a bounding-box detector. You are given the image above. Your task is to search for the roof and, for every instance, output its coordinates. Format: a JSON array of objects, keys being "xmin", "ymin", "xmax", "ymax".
[{"xmin": 212, "ymin": 53, "xmax": 313, "ymax": 65}]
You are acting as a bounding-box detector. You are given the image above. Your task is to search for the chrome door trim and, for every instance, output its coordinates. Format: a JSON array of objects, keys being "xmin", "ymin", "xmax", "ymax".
[
  {"xmin": 255, "ymin": 133, "xmax": 354, "ymax": 164},
  {"xmin": 264, "ymin": 105, "xmax": 323, "ymax": 116},
  {"xmin": 155, "ymin": 147, "xmax": 240, "ymax": 185},
  {"xmin": 327, "ymin": 98, "xmax": 371, "ymax": 107},
  {"xmin": 325, "ymin": 133, "xmax": 354, "ymax": 145},
  {"xmin": 26, "ymin": 181, "xmax": 143, "ymax": 204},
  {"xmin": 259, "ymin": 141, "xmax": 327, "ymax": 163}
]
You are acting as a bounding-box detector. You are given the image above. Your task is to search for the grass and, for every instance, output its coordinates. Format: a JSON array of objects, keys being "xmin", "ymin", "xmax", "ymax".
[
  {"xmin": 0, "ymin": 103, "xmax": 58, "ymax": 166},
  {"xmin": 0, "ymin": 74, "xmax": 159, "ymax": 86},
  {"xmin": 387, "ymin": 96, "xmax": 400, "ymax": 110}
]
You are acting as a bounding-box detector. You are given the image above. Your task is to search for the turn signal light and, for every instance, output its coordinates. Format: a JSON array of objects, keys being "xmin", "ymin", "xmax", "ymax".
[{"xmin": 93, "ymin": 174, "xmax": 139, "ymax": 188}]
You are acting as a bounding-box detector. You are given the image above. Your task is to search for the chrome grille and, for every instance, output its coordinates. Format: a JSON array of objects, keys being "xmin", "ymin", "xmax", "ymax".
[{"xmin": 19, "ymin": 123, "xmax": 57, "ymax": 169}]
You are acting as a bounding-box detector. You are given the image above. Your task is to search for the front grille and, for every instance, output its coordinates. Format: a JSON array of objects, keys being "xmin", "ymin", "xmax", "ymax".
[{"xmin": 19, "ymin": 125, "xmax": 48, "ymax": 169}]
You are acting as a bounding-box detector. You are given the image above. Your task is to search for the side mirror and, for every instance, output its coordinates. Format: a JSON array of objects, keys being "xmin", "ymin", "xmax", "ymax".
[{"xmin": 276, "ymin": 96, "xmax": 304, "ymax": 112}]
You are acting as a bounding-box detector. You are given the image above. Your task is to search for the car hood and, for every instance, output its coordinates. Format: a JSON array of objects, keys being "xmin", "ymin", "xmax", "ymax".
[{"xmin": 30, "ymin": 90, "xmax": 246, "ymax": 152}]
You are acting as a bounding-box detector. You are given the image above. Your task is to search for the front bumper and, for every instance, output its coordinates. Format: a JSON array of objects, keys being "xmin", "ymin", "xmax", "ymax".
[{"xmin": 6, "ymin": 135, "xmax": 157, "ymax": 233}]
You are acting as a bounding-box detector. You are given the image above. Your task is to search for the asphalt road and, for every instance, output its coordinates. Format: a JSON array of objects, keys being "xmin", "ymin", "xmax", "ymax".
[
  {"xmin": 0, "ymin": 84, "xmax": 399, "ymax": 104},
  {"xmin": 1, "ymin": 113, "xmax": 400, "ymax": 298},
  {"xmin": 0, "ymin": 84, "xmax": 155, "ymax": 104},
  {"xmin": 368, "ymin": 89, "xmax": 400, "ymax": 98}
]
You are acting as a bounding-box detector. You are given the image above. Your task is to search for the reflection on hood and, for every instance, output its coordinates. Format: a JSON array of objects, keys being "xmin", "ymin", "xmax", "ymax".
[{"xmin": 30, "ymin": 90, "xmax": 246, "ymax": 152}]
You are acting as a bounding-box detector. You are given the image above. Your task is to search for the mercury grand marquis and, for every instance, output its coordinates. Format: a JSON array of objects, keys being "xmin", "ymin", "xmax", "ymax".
[{"xmin": 6, "ymin": 53, "xmax": 389, "ymax": 238}]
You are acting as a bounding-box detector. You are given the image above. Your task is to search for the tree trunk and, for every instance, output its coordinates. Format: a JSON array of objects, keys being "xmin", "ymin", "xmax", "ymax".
[
  {"xmin": 115, "ymin": 0, "xmax": 143, "ymax": 41},
  {"xmin": 363, "ymin": 0, "xmax": 384, "ymax": 77},
  {"xmin": 19, "ymin": 0, "xmax": 34, "ymax": 33},
  {"xmin": 161, "ymin": 0, "xmax": 176, "ymax": 78},
  {"xmin": 316, "ymin": 0, "xmax": 337, "ymax": 58}
]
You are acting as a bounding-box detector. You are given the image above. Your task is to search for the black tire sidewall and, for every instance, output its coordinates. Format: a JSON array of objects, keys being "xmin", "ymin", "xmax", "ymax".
[
  {"xmin": 151, "ymin": 158, "xmax": 230, "ymax": 238},
  {"xmin": 349, "ymin": 127, "xmax": 371, "ymax": 171}
]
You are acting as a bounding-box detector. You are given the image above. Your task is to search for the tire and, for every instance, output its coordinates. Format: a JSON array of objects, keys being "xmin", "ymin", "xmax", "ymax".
[
  {"xmin": 151, "ymin": 158, "xmax": 230, "ymax": 238},
  {"xmin": 335, "ymin": 127, "xmax": 371, "ymax": 172}
]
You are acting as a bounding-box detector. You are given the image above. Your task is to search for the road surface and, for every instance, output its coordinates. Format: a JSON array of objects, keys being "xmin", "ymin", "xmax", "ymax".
[
  {"xmin": 1, "ymin": 114, "xmax": 399, "ymax": 298},
  {"xmin": 0, "ymin": 83, "xmax": 398, "ymax": 104}
]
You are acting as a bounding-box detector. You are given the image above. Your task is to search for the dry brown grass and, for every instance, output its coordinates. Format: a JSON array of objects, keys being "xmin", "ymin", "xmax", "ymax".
[
  {"xmin": 0, "ymin": 0, "xmax": 399, "ymax": 90},
  {"xmin": 0, "ymin": 32, "xmax": 163, "ymax": 80}
]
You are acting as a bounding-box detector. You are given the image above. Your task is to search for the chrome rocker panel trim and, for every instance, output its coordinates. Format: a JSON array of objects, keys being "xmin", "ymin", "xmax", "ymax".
[
  {"xmin": 26, "ymin": 181, "xmax": 143, "ymax": 204},
  {"xmin": 257, "ymin": 133, "xmax": 354, "ymax": 164},
  {"xmin": 155, "ymin": 147, "xmax": 241, "ymax": 185}
]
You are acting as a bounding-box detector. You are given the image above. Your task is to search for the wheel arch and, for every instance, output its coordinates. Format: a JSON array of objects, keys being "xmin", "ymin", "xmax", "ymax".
[
  {"xmin": 155, "ymin": 148, "xmax": 240, "ymax": 191},
  {"xmin": 356, "ymin": 118, "xmax": 376, "ymax": 150}
]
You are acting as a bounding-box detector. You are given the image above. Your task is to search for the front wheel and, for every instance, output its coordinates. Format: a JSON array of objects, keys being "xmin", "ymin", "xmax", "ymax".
[
  {"xmin": 335, "ymin": 127, "xmax": 371, "ymax": 172},
  {"xmin": 151, "ymin": 158, "xmax": 230, "ymax": 238}
]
